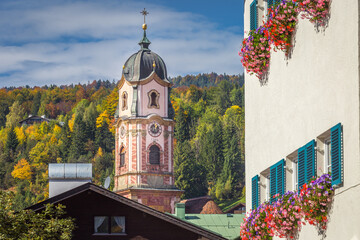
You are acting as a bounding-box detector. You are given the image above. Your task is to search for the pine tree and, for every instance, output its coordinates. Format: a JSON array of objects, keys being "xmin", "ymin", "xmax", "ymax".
[
  {"xmin": 174, "ymin": 141, "xmax": 208, "ymax": 199},
  {"xmin": 68, "ymin": 114, "xmax": 87, "ymax": 161},
  {"xmin": 174, "ymin": 106, "xmax": 189, "ymax": 143},
  {"xmin": 5, "ymin": 127, "xmax": 19, "ymax": 153},
  {"xmin": 31, "ymin": 92, "xmax": 41, "ymax": 115}
]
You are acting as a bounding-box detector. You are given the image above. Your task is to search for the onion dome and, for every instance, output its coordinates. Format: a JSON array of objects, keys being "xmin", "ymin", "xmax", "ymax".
[{"xmin": 122, "ymin": 26, "xmax": 169, "ymax": 83}]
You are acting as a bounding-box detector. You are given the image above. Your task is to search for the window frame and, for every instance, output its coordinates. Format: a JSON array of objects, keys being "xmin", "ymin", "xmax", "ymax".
[
  {"xmin": 292, "ymin": 158, "xmax": 298, "ymax": 191},
  {"xmin": 121, "ymin": 91, "xmax": 128, "ymax": 111},
  {"xmin": 265, "ymin": 176, "xmax": 270, "ymax": 202},
  {"xmin": 324, "ymin": 139, "xmax": 331, "ymax": 174},
  {"xmin": 147, "ymin": 89, "xmax": 160, "ymax": 109}
]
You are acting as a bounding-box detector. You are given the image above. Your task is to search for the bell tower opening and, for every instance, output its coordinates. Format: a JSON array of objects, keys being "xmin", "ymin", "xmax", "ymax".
[
  {"xmin": 120, "ymin": 147, "xmax": 125, "ymax": 167},
  {"xmin": 149, "ymin": 145, "xmax": 160, "ymax": 164}
]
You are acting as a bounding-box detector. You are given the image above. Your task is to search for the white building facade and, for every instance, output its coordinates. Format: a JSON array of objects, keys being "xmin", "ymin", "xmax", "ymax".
[{"xmin": 244, "ymin": 0, "xmax": 360, "ymax": 239}]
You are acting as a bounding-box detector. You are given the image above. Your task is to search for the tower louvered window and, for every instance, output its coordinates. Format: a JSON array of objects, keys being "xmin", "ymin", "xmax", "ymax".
[
  {"xmin": 270, "ymin": 159, "xmax": 285, "ymax": 203},
  {"xmin": 120, "ymin": 147, "xmax": 125, "ymax": 167},
  {"xmin": 250, "ymin": 0, "xmax": 258, "ymax": 30},
  {"xmin": 252, "ymin": 175, "xmax": 259, "ymax": 209},
  {"xmin": 149, "ymin": 145, "xmax": 160, "ymax": 165},
  {"xmin": 297, "ymin": 140, "xmax": 316, "ymax": 191},
  {"xmin": 331, "ymin": 123, "xmax": 343, "ymax": 186}
]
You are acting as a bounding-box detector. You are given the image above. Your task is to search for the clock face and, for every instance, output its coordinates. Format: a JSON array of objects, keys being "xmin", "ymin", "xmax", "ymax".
[
  {"xmin": 120, "ymin": 126, "xmax": 126, "ymax": 138},
  {"xmin": 148, "ymin": 122, "xmax": 162, "ymax": 137}
]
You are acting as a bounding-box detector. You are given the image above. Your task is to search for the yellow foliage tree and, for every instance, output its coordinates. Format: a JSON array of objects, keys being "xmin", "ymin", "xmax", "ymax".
[
  {"xmin": 96, "ymin": 110, "xmax": 111, "ymax": 129},
  {"xmin": 14, "ymin": 126, "xmax": 26, "ymax": 145},
  {"xmin": 11, "ymin": 159, "xmax": 32, "ymax": 181},
  {"xmin": 97, "ymin": 147, "xmax": 103, "ymax": 157},
  {"xmin": 68, "ymin": 113, "xmax": 76, "ymax": 132},
  {"xmin": 53, "ymin": 124, "xmax": 62, "ymax": 137}
]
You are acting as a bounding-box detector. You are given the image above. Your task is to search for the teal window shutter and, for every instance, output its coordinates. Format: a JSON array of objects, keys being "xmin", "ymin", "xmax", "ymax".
[
  {"xmin": 331, "ymin": 123, "xmax": 342, "ymax": 186},
  {"xmin": 275, "ymin": 0, "xmax": 281, "ymax": 4},
  {"xmin": 268, "ymin": 0, "xmax": 274, "ymax": 6},
  {"xmin": 297, "ymin": 140, "xmax": 316, "ymax": 191},
  {"xmin": 305, "ymin": 140, "xmax": 316, "ymax": 182},
  {"xmin": 250, "ymin": 0, "xmax": 257, "ymax": 31},
  {"xmin": 277, "ymin": 159, "xmax": 285, "ymax": 195},
  {"xmin": 270, "ymin": 159, "xmax": 285, "ymax": 202},
  {"xmin": 252, "ymin": 175, "xmax": 259, "ymax": 209},
  {"xmin": 297, "ymin": 146, "xmax": 306, "ymax": 191},
  {"xmin": 270, "ymin": 165, "xmax": 277, "ymax": 203}
]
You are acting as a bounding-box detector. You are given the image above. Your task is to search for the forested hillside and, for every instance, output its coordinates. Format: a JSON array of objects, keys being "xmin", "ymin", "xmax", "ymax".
[{"xmin": 0, "ymin": 73, "xmax": 244, "ymax": 210}]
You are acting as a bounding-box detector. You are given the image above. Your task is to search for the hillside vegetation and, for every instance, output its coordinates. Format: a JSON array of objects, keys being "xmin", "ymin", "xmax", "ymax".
[{"xmin": 0, "ymin": 73, "xmax": 244, "ymax": 209}]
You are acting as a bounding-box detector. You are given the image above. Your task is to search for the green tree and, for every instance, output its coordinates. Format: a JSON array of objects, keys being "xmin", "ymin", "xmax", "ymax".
[
  {"xmin": 5, "ymin": 127, "xmax": 19, "ymax": 153},
  {"xmin": 31, "ymin": 91, "xmax": 41, "ymax": 115},
  {"xmin": 174, "ymin": 141, "xmax": 208, "ymax": 199},
  {"xmin": 6, "ymin": 101, "xmax": 25, "ymax": 128},
  {"xmin": 95, "ymin": 120, "xmax": 114, "ymax": 153},
  {"xmin": 174, "ymin": 105, "xmax": 190, "ymax": 143},
  {"xmin": 83, "ymin": 102, "xmax": 98, "ymax": 140},
  {"xmin": 69, "ymin": 114, "xmax": 87, "ymax": 161},
  {"xmin": 0, "ymin": 100, "xmax": 10, "ymax": 128},
  {"xmin": 194, "ymin": 109, "xmax": 224, "ymax": 183},
  {"xmin": 216, "ymin": 106, "xmax": 244, "ymax": 200},
  {"xmin": 0, "ymin": 190, "xmax": 75, "ymax": 240}
]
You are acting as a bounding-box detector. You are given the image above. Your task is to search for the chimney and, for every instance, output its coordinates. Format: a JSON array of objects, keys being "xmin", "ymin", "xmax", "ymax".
[
  {"xmin": 48, "ymin": 163, "xmax": 92, "ymax": 198},
  {"xmin": 175, "ymin": 203, "xmax": 185, "ymax": 220}
]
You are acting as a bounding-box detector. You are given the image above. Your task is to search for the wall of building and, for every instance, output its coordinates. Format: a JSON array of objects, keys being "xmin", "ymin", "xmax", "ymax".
[{"xmin": 244, "ymin": 1, "xmax": 360, "ymax": 239}]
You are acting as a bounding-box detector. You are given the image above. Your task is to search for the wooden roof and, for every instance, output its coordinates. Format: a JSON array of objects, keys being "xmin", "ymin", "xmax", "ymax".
[{"xmin": 28, "ymin": 183, "xmax": 226, "ymax": 240}]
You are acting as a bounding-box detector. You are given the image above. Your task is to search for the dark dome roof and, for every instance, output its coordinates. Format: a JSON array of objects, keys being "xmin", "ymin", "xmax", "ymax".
[{"xmin": 122, "ymin": 31, "xmax": 168, "ymax": 83}]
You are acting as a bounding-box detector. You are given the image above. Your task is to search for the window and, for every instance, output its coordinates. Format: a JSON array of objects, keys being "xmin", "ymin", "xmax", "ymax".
[
  {"xmin": 120, "ymin": 147, "xmax": 125, "ymax": 167},
  {"xmin": 147, "ymin": 90, "xmax": 160, "ymax": 109},
  {"xmin": 270, "ymin": 159, "xmax": 285, "ymax": 203},
  {"xmin": 149, "ymin": 145, "xmax": 160, "ymax": 165},
  {"xmin": 122, "ymin": 92, "xmax": 128, "ymax": 111},
  {"xmin": 250, "ymin": 0, "xmax": 258, "ymax": 30},
  {"xmin": 252, "ymin": 175, "xmax": 259, "ymax": 209},
  {"xmin": 94, "ymin": 216, "xmax": 125, "ymax": 234},
  {"xmin": 324, "ymin": 139, "xmax": 331, "ymax": 174}
]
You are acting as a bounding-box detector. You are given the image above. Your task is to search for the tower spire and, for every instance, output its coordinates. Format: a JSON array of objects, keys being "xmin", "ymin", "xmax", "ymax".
[{"xmin": 139, "ymin": 8, "xmax": 151, "ymax": 50}]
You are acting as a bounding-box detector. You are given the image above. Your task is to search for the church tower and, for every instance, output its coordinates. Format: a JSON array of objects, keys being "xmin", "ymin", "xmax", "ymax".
[{"xmin": 114, "ymin": 10, "xmax": 183, "ymax": 213}]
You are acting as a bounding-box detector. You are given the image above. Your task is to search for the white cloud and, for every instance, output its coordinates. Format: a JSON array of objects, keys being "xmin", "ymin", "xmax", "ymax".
[{"xmin": 0, "ymin": 0, "xmax": 243, "ymax": 87}]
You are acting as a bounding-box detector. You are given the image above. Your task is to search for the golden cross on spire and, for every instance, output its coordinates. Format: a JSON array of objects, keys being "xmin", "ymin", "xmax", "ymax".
[{"xmin": 140, "ymin": 8, "xmax": 149, "ymax": 24}]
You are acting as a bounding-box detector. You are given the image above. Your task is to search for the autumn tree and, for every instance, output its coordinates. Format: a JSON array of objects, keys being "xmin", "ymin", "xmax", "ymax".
[
  {"xmin": 6, "ymin": 101, "xmax": 25, "ymax": 128},
  {"xmin": 11, "ymin": 159, "xmax": 32, "ymax": 181}
]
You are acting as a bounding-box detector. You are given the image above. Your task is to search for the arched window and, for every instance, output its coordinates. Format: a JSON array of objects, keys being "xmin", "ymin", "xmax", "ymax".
[
  {"xmin": 149, "ymin": 145, "xmax": 160, "ymax": 165},
  {"xmin": 150, "ymin": 92, "xmax": 157, "ymax": 107},
  {"xmin": 147, "ymin": 90, "xmax": 159, "ymax": 109},
  {"xmin": 120, "ymin": 147, "xmax": 125, "ymax": 167},
  {"xmin": 122, "ymin": 92, "xmax": 128, "ymax": 111}
]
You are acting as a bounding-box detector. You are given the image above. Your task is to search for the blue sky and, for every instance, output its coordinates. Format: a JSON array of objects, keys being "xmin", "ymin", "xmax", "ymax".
[{"xmin": 0, "ymin": 0, "xmax": 244, "ymax": 87}]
